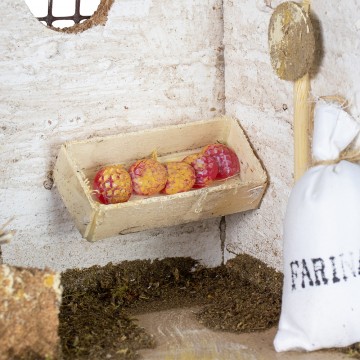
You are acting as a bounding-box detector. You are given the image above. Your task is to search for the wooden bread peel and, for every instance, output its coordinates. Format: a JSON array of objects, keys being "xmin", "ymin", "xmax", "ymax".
[{"xmin": 268, "ymin": 1, "xmax": 315, "ymax": 181}]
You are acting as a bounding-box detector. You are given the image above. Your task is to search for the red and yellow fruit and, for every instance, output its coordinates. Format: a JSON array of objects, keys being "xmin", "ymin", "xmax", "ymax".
[
  {"xmin": 129, "ymin": 158, "xmax": 167, "ymax": 195},
  {"xmin": 162, "ymin": 162, "xmax": 196, "ymax": 195},
  {"xmin": 183, "ymin": 153, "xmax": 218, "ymax": 188},
  {"xmin": 93, "ymin": 165, "xmax": 132, "ymax": 204},
  {"xmin": 93, "ymin": 144, "xmax": 240, "ymax": 202},
  {"xmin": 202, "ymin": 144, "xmax": 240, "ymax": 180}
]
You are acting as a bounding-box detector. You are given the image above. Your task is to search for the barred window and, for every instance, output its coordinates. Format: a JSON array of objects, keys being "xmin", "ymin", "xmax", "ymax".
[{"xmin": 25, "ymin": 0, "xmax": 101, "ymax": 29}]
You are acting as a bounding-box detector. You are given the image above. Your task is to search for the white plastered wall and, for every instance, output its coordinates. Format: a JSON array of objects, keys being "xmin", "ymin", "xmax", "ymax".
[
  {"xmin": 224, "ymin": 0, "xmax": 360, "ymax": 271},
  {"xmin": 2, "ymin": 0, "xmax": 360, "ymax": 272},
  {"xmin": 0, "ymin": 0, "xmax": 225, "ymax": 270}
]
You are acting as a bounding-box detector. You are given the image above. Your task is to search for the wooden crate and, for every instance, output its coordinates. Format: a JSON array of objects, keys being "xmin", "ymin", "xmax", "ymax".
[{"xmin": 53, "ymin": 117, "xmax": 268, "ymax": 241}]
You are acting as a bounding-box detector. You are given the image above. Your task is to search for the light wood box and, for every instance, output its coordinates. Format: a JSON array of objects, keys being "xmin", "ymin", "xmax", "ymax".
[{"xmin": 53, "ymin": 117, "xmax": 268, "ymax": 241}]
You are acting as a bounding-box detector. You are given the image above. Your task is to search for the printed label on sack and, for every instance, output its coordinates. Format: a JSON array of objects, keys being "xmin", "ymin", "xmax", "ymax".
[{"xmin": 290, "ymin": 250, "xmax": 360, "ymax": 290}]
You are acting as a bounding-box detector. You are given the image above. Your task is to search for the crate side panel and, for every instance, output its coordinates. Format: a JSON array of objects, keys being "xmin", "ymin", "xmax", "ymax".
[
  {"xmin": 180, "ymin": 181, "xmax": 267, "ymax": 222},
  {"xmin": 53, "ymin": 146, "xmax": 93, "ymax": 236},
  {"xmin": 91, "ymin": 180, "xmax": 266, "ymax": 240},
  {"xmin": 226, "ymin": 118, "xmax": 267, "ymax": 184},
  {"xmin": 67, "ymin": 118, "xmax": 231, "ymax": 170},
  {"xmin": 93, "ymin": 195, "xmax": 204, "ymax": 240}
]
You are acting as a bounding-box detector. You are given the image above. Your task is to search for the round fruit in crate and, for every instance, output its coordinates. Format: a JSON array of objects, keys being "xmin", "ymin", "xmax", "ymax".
[
  {"xmin": 129, "ymin": 158, "xmax": 167, "ymax": 195},
  {"xmin": 93, "ymin": 165, "xmax": 132, "ymax": 204},
  {"xmin": 203, "ymin": 144, "xmax": 240, "ymax": 179},
  {"xmin": 162, "ymin": 162, "xmax": 196, "ymax": 195},
  {"xmin": 183, "ymin": 153, "xmax": 218, "ymax": 188}
]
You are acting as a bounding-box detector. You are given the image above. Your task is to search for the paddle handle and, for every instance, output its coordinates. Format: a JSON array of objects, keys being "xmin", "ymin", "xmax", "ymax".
[
  {"xmin": 293, "ymin": 0, "xmax": 311, "ymax": 182},
  {"xmin": 294, "ymin": 74, "xmax": 311, "ymax": 181}
]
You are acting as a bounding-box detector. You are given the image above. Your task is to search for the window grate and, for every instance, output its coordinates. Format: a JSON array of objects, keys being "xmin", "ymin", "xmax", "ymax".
[{"xmin": 37, "ymin": 0, "xmax": 92, "ymax": 27}]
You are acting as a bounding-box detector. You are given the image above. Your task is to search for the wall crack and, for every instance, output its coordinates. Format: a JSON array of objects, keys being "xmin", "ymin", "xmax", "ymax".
[{"xmin": 219, "ymin": 216, "xmax": 226, "ymax": 265}]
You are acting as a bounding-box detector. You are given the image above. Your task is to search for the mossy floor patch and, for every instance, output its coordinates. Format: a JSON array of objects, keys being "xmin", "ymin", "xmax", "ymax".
[
  {"xmin": 8, "ymin": 253, "xmax": 360, "ymax": 359},
  {"xmin": 59, "ymin": 254, "xmax": 283, "ymax": 359}
]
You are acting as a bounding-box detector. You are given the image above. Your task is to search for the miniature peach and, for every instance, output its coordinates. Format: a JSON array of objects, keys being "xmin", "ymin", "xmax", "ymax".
[
  {"xmin": 183, "ymin": 153, "xmax": 219, "ymax": 188},
  {"xmin": 93, "ymin": 165, "xmax": 132, "ymax": 204},
  {"xmin": 162, "ymin": 162, "xmax": 196, "ymax": 195},
  {"xmin": 202, "ymin": 144, "xmax": 240, "ymax": 180},
  {"xmin": 129, "ymin": 158, "xmax": 167, "ymax": 195}
]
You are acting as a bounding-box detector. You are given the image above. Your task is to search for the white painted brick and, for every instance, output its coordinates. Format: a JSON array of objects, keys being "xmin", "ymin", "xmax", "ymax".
[
  {"xmin": 224, "ymin": 0, "xmax": 360, "ymax": 271},
  {"xmin": 4, "ymin": 0, "xmax": 359, "ymax": 272},
  {"xmin": 0, "ymin": 0, "xmax": 224, "ymax": 270}
]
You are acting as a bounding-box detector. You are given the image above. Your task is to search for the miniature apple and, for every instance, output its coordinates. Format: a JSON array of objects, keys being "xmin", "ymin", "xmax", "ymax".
[
  {"xmin": 202, "ymin": 143, "xmax": 240, "ymax": 179},
  {"xmin": 162, "ymin": 162, "xmax": 196, "ymax": 195},
  {"xmin": 183, "ymin": 153, "xmax": 218, "ymax": 188},
  {"xmin": 93, "ymin": 165, "xmax": 132, "ymax": 204},
  {"xmin": 129, "ymin": 158, "xmax": 167, "ymax": 195}
]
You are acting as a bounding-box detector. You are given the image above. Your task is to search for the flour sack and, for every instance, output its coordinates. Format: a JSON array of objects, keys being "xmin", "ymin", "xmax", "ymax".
[{"xmin": 274, "ymin": 102, "xmax": 360, "ymax": 351}]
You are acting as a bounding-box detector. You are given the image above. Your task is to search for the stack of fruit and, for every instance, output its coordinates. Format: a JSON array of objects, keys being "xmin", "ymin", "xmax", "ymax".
[{"xmin": 92, "ymin": 143, "xmax": 240, "ymax": 205}]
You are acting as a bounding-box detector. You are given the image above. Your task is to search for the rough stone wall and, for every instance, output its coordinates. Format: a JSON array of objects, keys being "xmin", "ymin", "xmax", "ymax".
[
  {"xmin": 0, "ymin": 0, "xmax": 225, "ymax": 270},
  {"xmin": 3, "ymin": 0, "xmax": 359, "ymax": 272},
  {"xmin": 224, "ymin": 0, "xmax": 360, "ymax": 271}
]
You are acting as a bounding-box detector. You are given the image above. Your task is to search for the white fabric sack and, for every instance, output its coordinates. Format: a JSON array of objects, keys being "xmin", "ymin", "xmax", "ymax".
[{"xmin": 274, "ymin": 102, "xmax": 360, "ymax": 352}]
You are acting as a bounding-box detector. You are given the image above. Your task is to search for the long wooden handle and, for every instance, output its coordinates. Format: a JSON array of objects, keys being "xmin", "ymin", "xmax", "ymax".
[
  {"xmin": 294, "ymin": 73, "xmax": 311, "ymax": 181},
  {"xmin": 294, "ymin": 0, "xmax": 311, "ymax": 182}
]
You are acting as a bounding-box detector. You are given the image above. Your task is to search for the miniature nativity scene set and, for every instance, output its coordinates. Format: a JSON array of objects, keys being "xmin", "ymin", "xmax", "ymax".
[{"xmin": 1, "ymin": 0, "xmax": 360, "ymax": 359}]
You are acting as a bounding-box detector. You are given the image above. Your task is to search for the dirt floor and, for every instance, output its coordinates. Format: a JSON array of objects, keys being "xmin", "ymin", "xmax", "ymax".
[
  {"xmin": 59, "ymin": 254, "xmax": 281, "ymax": 359},
  {"xmin": 136, "ymin": 307, "xmax": 353, "ymax": 360},
  {"xmin": 58, "ymin": 254, "xmax": 360, "ymax": 360}
]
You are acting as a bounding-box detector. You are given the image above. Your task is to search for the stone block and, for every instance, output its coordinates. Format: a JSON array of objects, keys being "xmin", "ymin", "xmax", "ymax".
[{"xmin": 0, "ymin": 265, "xmax": 62, "ymax": 360}]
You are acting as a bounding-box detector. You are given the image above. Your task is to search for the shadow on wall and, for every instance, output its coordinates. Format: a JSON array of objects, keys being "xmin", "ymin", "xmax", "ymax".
[{"xmin": 309, "ymin": 10, "xmax": 324, "ymax": 79}]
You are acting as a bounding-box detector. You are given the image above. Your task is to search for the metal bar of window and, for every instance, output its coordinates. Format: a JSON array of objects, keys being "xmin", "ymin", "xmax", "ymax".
[{"xmin": 37, "ymin": 0, "xmax": 91, "ymax": 27}]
